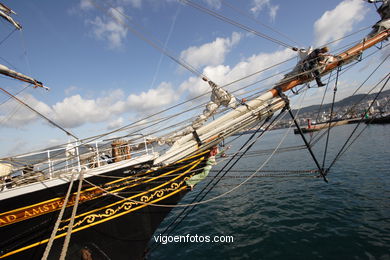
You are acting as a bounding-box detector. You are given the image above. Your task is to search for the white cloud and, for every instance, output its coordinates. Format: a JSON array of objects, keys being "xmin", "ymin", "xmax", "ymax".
[
  {"xmin": 120, "ymin": 0, "xmax": 142, "ymax": 8},
  {"xmin": 180, "ymin": 48, "xmax": 295, "ymax": 98},
  {"xmin": 64, "ymin": 85, "xmax": 79, "ymax": 95},
  {"xmin": 126, "ymin": 82, "xmax": 179, "ymax": 112},
  {"xmin": 0, "ymin": 94, "xmax": 52, "ymax": 128},
  {"xmin": 251, "ymin": 0, "xmax": 269, "ymax": 14},
  {"xmin": 180, "ymin": 32, "xmax": 241, "ymax": 70},
  {"xmin": 52, "ymin": 95, "xmax": 109, "ymax": 128},
  {"xmin": 51, "ymin": 89, "xmax": 129, "ymax": 128},
  {"xmin": 107, "ymin": 117, "xmax": 124, "ymax": 130},
  {"xmin": 0, "ymin": 82, "xmax": 180, "ymax": 130},
  {"xmin": 269, "ymin": 5, "xmax": 279, "ymax": 22},
  {"xmin": 80, "ymin": 0, "xmax": 141, "ymax": 11},
  {"xmin": 203, "ymin": 0, "xmax": 222, "ymax": 9},
  {"xmin": 314, "ymin": 0, "xmax": 367, "ymax": 47},
  {"xmin": 88, "ymin": 6, "xmax": 128, "ymax": 49},
  {"xmin": 80, "ymin": 0, "xmax": 93, "ymax": 10},
  {"xmin": 250, "ymin": 0, "xmax": 279, "ymax": 21}
]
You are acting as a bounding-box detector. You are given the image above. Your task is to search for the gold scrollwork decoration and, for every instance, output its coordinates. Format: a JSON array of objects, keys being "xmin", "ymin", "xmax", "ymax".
[{"xmin": 57, "ymin": 179, "xmax": 187, "ymax": 232}]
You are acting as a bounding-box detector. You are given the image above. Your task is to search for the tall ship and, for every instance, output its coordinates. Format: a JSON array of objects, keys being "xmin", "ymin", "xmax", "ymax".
[{"xmin": 0, "ymin": 1, "xmax": 389, "ymax": 259}]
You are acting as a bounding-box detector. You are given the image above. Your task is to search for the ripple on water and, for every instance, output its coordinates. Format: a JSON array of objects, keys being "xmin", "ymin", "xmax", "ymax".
[{"xmin": 151, "ymin": 125, "xmax": 390, "ymax": 260}]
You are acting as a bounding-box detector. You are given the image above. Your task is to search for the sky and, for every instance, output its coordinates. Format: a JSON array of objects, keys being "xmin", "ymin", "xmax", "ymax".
[{"xmin": 0, "ymin": 0, "xmax": 388, "ymax": 157}]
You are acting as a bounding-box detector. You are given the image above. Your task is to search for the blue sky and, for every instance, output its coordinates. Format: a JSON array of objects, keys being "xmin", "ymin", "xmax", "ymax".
[{"xmin": 0, "ymin": 0, "xmax": 388, "ymax": 156}]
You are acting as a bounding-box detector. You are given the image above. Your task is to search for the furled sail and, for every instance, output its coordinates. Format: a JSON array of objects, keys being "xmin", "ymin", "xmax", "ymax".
[
  {"xmin": 191, "ymin": 78, "xmax": 238, "ymax": 129},
  {"xmin": 148, "ymin": 79, "xmax": 237, "ymax": 146}
]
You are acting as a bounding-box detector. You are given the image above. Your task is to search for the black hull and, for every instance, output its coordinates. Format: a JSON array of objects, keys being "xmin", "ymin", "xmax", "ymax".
[{"xmin": 0, "ymin": 151, "xmax": 209, "ymax": 259}]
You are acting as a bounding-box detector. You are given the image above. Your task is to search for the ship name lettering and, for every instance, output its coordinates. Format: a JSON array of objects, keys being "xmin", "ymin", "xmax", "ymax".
[
  {"xmin": 3, "ymin": 194, "xmax": 96, "ymax": 224},
  {"xmin": 0, "ymin": 214, "xmax": 17, "ymax": 225},
  {"xmin": 23, "ymin": 201, "xmax": 61, "ymax": 217}
]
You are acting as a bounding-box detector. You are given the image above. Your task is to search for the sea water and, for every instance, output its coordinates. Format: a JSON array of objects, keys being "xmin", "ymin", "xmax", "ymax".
[{"xmin": 150, "ymin": 124, "xmax": 390, "ymax": 260}]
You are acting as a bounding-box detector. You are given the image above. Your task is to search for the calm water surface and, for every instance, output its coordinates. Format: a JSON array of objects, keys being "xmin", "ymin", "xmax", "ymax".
[{"xmin": 150, "ymin": 124, "xmax": 390, "ymax": 260}]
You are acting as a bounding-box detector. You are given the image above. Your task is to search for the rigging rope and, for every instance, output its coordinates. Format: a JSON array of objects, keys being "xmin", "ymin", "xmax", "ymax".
[
  {"xmin": 180, "ymin": 0, "xmax": 295, "ymax": 49},
  {"xmin": 2, "ymin": 3, "xmax": 381, "ymax": 162},
  {"xmin": 83, "ymin": 96, "xmax": 298, "ymax": 210},
  {"xmin": 149, "ymin": 91, "xmax": 308, "ymax": 251},
  {"xmin": 5, "ymin": 39, "xmax": 388, "ymax": 186},
  {"xmin": 325, "ymin": 73, "xmax": 390, "ymax": 174},
  {"xmin": 148, "ymin": 111, "xmax": 295, "ymax": 253},
  {"xmin": 77, "ymin": 54, "xmax": 296, "ymax": 146},
  {"xmin": 286, "ymin": 99, "xmax": 328, "ymax": 182},
  {"xmin": 150, "ymin": 5, "xmax": 181, "ymax": 89},
  {"xmin": 152, "ymin": 116, "xmax": 279, "ymax": 246},
  {"xmin": 0, "ymin": 88, "xmax": 79, "ymax": 140},
  {"xmin": 322, "ymin": 67, "xmax": 340, "ymax": 170},
  {"xmin": 309, "ymin": 50, "xmax": 390, "ymax": 147},
  {"xmin": 311, "ymin": 71, "xmax": 333, "ymax": 141},
  {"xmin": 19, "ymin": 29, "xmax": 33, "ymax": 79},
  {"xmin": 60, "ymin": 171, "xmax": 84, "ymax": 260},
  {"xmin": 337, "ymin": 98, "xmax": 390, "ymax": 159},
  {"xmin": 0, "ymin": 28, "xmax": 16, "ymax": 46},
  {"xmin": 89, "ymin": 0, "xmax": 204, "ymax": 78},
  {"xmin": 322, "ymin": 26, "xmax": 372, "ymax": 48},
  {"xmin": 42, "ymin": 171, "xmax": 77, "ymax": 260},
  {"xmin": 220, "ymin": 0, "xmax": 301, "ymax": 46},
  {"xmin": 0, "ymin": 85, "xmax": 28, "ymax": 106},
  {"xmin": 51, "ymin": 37, "xmax": 369, "ymax": 150},
  {"xmin": 2, "ymin": 20, "xmax": 386, "ymax": 206}
]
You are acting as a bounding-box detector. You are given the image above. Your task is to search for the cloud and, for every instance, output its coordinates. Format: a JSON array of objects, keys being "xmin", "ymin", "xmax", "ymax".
[
  {"xmin": 180, "ymin": 48, "xmax": 295, "ymax": 99},
  {"xmin": 0, "ymin": 82, "xmax": 180, "ymax": 130},
  {"xmin": 203, "ymin": 0, "xmax": 222, "ymax": 9},
  {"xmin": 88, "ymin": 6, "xmax": 128, "ymax": 49},
  {"xmin": 107, "ymin": 117, "xmax": 124, "ymax": 130},
  {"xmin": 250, "ymin": 0, "xmax": 280, "ymax": 21},
  {"xmin": 314, "ymin": 0, "xmax": 367, "ymax": 47},
  {"xmin": 126, "ymin": 82, "xmax": 179, "ymax": 112},
  {"xmin": 80, "ymin": 0, "xmax": 142, "ymax": 11},
  {"xmin": 180, "ymin": 32, "xmax": 241, "ymax": 70},
  {"xmin": 80, "ymin": 0, "xmax": 93, "ymax": 10},
  {"xmin": 250, "ymin": 0, "xmax": 269, "ymax": 14},
  {"xmin": 269, "ymin": 5, "xmax": 279, "ymax": 22},
  {"xmin": 64, "ymin": 85, "xmax": 79, "ymax": 95},
  {"xmin": 119, "ymin": 0, "xmax": 142, "ymax": 8},
  {"xmin": 51, "ymin": 95, "xmax": 109, "ymax": 128},
  {"xmin": 0, "ymin": 94, "xmax": 52, "ymax": 128},
  {"xmin": 52, "ymin": 82, "xmax": 179, "ymax": 128}
]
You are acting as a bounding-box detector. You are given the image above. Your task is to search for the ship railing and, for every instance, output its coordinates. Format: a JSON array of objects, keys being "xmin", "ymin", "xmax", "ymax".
[{"xmin": 1, "ymin": 137, "xmax": 154, "ymax": 190}]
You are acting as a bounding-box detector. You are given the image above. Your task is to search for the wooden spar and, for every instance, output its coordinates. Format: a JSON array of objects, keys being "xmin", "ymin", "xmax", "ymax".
[
  {"xmin": 269, "ymin": 29, "xmax": 390, "ymax": 97},
  {"xmin": 0, "ymin": 64, "xmax": 49, "ymax": 90},
  {"xmin": 9, "ymin": 74, "xmax": 48, "ymax": 90}
]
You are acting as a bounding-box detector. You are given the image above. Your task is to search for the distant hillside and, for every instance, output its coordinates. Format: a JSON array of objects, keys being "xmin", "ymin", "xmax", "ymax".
[{"xmin": 292, "ymin": 89, "xmax": 390, "ymax": 115}]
